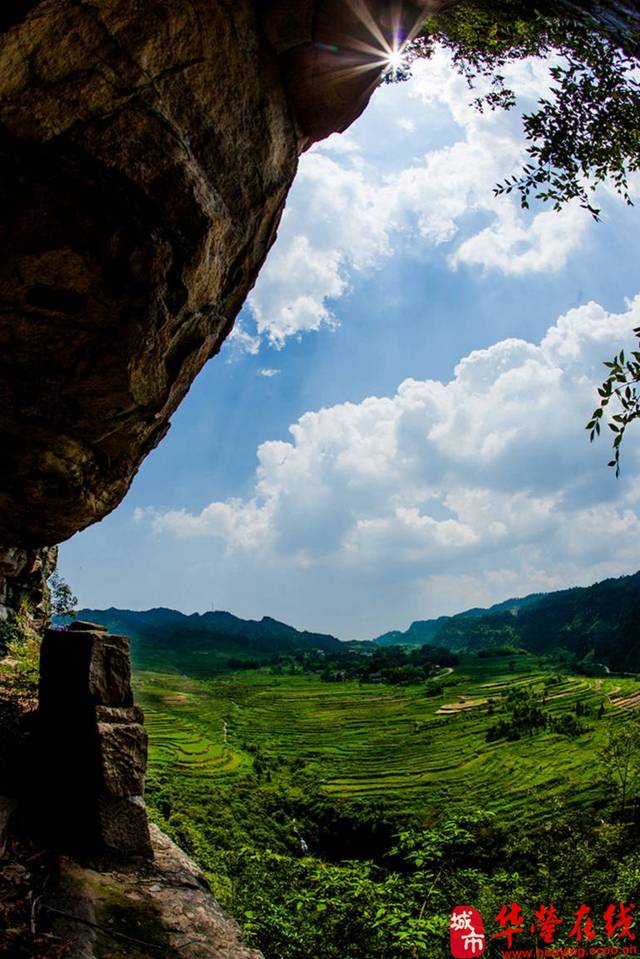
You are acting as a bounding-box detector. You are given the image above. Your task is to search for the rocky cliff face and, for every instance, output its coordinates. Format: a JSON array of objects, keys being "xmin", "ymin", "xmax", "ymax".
[
  {"xmin": 1, "ymin": 621, "xmax": 265, "ymax": 957},
  {"xmin": 0, "ymin": 0, "xmax": 299, "ymax": 549},
  {"xmin": 36, "ymin": 622, "xmax": 152, "ymax": 858},
  {"xmin": 0, "ymin": 0, "xmax": 430, "ymax": 554},
  {"xmin": 0, "ymin": 546, "xmax": 57, "ymax": 630},
  {"xmin": 1, "ymin": 818, "xmax": 264, "ymax": 959}
]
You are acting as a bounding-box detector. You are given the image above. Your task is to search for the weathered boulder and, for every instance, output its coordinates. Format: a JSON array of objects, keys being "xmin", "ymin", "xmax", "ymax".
[
  {"xmin": 96, "ymin": 794, "xmax": 151, "ymax": 858},
  {"xmin": 39, "ymin": 629, "xmax": 133, "ymax": 710},
  {"xmin": 0, "ymin": 0, "xmax": 298, "ymax": 547},
  {"xmin": 96, "ymin": 721, "xmax": 147, "ymax": 796},
  {"xmin": 266, "ymin": 0, "xmax": 432, "ymax": 146},
  {"xmin": 0, "ymin": 796, "xmax": 16, "ymax": 857},
  {"xmin": 0, "ymin": 805, "xmax": 263, "ymax": 958},
  {"xmin": 95, "ymin": 704, "xmax": 144, "ymax": 724},
  {"xmin": 69, "ymin": 620, "xmax": 108, "ymax": 633}
]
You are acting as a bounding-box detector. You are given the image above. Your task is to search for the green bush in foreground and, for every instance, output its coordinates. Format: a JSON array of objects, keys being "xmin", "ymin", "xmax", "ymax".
[
  {"xmin": 0, "ymin": 608, "xmax": 40, "ymax": 690},
  {"xmin": 146, "ymin": 771, "xmax": 640, "ymax": 959}
]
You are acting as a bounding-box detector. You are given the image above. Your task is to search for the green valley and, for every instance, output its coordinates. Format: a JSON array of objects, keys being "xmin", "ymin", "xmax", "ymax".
[
  {"xmin": 134, "ymin": 648, "xmax": 640, "ymax": 958},
  {"xmin": 139, "ymin": 655, "xmax": 629, "ymax": 815},
  {"xmin": 62, "ymin": 572, "xmax": 640, "ymax": 957}
]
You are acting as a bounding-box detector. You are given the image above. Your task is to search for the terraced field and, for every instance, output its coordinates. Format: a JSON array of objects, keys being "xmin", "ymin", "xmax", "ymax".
[
  {"xmin": 139, "ymin": 673, "xmax": 250, "ymax": 779},
  {"xmin": 135, "ymin": 654, "xmax": 640, "ymax": 818}
]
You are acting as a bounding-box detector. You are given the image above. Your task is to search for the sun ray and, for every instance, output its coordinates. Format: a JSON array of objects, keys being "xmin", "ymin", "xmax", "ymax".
[{"xmin": 325, "ymin": 0, "xmax": 429, "ymax": 82}]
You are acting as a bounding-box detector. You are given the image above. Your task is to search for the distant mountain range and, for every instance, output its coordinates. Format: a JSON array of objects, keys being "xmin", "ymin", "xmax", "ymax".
[
  {"xmin": 63, "ymin": 569, "xmax": 640, "ymax": 673},
  {"xmin": 59, "ymin": 607, "xmax": 342, "ymax": 672},
  {"xmin": 374, "ymin": 571, "xmax": 640, "ymax": 672},
  {"xmin": 374, "ymin": 592, "xmax": 545, "ymax": 646}
]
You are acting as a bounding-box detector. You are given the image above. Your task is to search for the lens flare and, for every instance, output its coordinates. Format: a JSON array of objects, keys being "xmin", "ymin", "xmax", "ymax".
[
  {"xmin": 386, "ymin": 48, "xmax": 405, "ymax": 70},
  {"xmin": 381, "ymin": 43, "xmax": 413, "ymax": 82}
]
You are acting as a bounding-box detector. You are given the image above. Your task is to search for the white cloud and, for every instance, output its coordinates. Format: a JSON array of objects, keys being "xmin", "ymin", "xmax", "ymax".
[
  {"xmin": 137, "ymin": 295, "xmax": 640, "ymax": 636},
  {"xmin": 258, "ymin": 368, "xmax": 280, "ymax": 378},
  {"xmin": 227, "ymin": 322, "xmax": 260, "ymax": 356},
  {"xmin": 142, "ymin": 500, "xmax": 272, "ymax": 551},
  {"xmin": 450, "ymin": 203, "xmax": 587, "ymax": 274},
  {"xmin": 249, "ymin": 233, "xmax": 345, "ymax": 347},
  {"xmin": 245, "ymin": 49, "xmax": 596, "ymax": 348}
]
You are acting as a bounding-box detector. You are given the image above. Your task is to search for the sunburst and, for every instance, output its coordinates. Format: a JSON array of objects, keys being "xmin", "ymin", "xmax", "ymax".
[{"xmin": 314, "ymin": 1, "xmax": 426, "ymax": 86}]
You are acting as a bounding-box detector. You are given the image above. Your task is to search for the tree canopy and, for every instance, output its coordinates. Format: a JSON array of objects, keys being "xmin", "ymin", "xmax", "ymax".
[{"xmin": 409, "ymin": 0, "xmax": 640, "ymax": 218}]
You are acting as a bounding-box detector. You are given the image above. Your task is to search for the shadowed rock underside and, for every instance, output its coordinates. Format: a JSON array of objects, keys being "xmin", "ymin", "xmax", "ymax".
[{"xmin": 0, "ymin": 0, "xmax": 431, "ymax": 551}]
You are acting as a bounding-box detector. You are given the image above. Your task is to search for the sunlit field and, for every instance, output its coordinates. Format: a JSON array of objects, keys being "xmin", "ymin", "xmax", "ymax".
[{"xmin": 136, "ymin": 653, "xmax": 638, "ymax": 821}]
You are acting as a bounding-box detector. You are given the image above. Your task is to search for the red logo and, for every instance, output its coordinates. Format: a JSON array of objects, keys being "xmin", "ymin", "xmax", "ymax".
[{"xmin": 450, "ymin": 906, "xmax": 486, "ymax": 957}]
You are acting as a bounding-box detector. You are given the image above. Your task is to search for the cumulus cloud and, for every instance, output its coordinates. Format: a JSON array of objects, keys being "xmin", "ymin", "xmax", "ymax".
[
  {"xmin": 245, "ymin": 49, "xmax": 595, "ymax": 348},
  {"xmin": 137, "ymin": 295, "xmax": 640, "ymax": 634}
]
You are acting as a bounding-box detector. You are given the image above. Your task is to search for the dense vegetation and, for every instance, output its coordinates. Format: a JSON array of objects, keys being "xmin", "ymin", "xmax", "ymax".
[
  {"xmin": 65, "ymin": 576, "xmax": 640, "ymax": 955},
  {"xmin": 136, "ymin": 648, "xmax": 640, "ymax": 958},
  {"xmin": 281, "ymin": 644, "xmax": 459, "ymax": 686},
  {"xmin": 376, "ymin": 570, "xmax": 640, "ymax": 671}
]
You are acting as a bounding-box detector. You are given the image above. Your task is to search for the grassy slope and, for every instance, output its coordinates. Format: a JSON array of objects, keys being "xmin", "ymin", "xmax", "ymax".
[{"xmin": 136, "ymin": 652, "xmax": 638, "ymax": 821}]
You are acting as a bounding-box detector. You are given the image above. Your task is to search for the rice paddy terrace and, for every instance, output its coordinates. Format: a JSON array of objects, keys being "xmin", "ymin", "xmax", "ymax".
[{"xmin": 136, "ymin": 652, "xmax": 640, "ymax": 819}]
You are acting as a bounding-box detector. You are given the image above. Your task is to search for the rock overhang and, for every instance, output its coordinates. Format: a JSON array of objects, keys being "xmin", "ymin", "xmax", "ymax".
[{"xmin": 0, "ymin": 0, "xmax": 429, "ymax": 549}]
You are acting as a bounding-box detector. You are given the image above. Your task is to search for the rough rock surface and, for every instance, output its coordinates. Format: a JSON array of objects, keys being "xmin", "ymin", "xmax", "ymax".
[
  {"xmin": 0, "ymin": 0, "xmax": 299, "ymax": 547},
  {"xmin": 0, "ymin": 545, "xmax": 57, "ymax": 628},
  {"xmin": 43, "ymin": 824, "xmax": 263, "ymax": 959},
  {"xmin": 0, "ymin": 0, "xmax": 429, "ymax": 551},
  {"xmin": 0, "ymin": 810, "xmax": 262, "ymax": 959},
  {"xmin": 36, "ymin": 626, "xmax": 152, "ymax": 857}
]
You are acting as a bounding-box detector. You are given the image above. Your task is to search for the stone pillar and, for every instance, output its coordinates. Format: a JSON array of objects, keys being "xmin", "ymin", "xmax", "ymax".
[{"xmin": 35, "ymin": 621, "xmax": 152, "ymax": 859}]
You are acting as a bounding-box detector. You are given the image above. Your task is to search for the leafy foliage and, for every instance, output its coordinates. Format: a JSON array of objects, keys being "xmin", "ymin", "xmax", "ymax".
[
  {"xmin": 494, "ymin": 27, "xmax": 640, "ymax": 219},
  {"xmin": 588, "ymin": 327, "xmax": 640, "ymax": 475},
  {"xmin": 600, "ymin": 718, "xmax": 640, "ymax": 818},
  {"xmin": 0, "ymin": 609, "xmax": 40, "ymax": 690},
  {"xmin": 47, "ymin": 570, "xmax": 77, "ymax": 619},
  {"xmin": 409, "ymin": 1, "xmax": 640, "ymax": 218}
]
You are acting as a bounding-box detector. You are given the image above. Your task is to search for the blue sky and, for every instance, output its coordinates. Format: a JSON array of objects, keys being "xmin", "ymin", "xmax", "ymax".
[{"xmin": 59, "ymin": 50, "xmax": 640, "ymax": 640}]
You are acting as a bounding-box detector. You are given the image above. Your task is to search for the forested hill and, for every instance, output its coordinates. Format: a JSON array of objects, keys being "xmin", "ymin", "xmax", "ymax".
[
  {"xmin": 374, "ymin": 592, "xmax": 546, "ymax": 646},
  {"xmin": 66, "ymin": 570, "xmax": 640, "ymax": 673},
  {"xmin": 374, "ymin": 571, "xmax": 640, "ymax": 672},
  {"xmin": 62, "ymin": 607, "xmax": 342, "ymax": 672}
]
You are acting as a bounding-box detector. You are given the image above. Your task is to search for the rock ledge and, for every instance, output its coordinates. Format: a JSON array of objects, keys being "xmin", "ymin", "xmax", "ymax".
[{"xmin": 44, "ymin": 823, "xmax": 263, "ymax": 959}]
